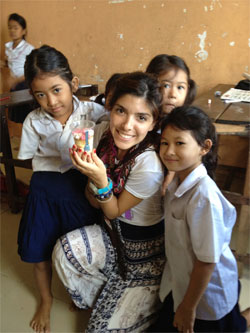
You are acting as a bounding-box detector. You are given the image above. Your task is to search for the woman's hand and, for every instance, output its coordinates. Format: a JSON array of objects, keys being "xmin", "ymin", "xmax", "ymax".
[{"xmin": 70, "ymin": 145, "xmax": 108, "ymax": 188}]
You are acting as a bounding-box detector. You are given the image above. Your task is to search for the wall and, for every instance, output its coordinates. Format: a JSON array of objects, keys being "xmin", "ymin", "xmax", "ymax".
[{"xmin": 1, "ymin": 0, "xmax": 249, "ymax": 95}]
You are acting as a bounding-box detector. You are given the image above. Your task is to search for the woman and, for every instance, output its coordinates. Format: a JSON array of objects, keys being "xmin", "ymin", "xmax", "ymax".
[{"xmin": 53, "ymin": 71, "xmax": 165, "ymax": 332}]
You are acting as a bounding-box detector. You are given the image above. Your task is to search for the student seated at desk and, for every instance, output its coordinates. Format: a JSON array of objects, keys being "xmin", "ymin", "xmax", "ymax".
[
  {"xmin": 1, "ymin": 13, "xmax": 34, "ymax": 123},
  {"xmin": 17, "ymin": 44, "xmax": 108, "ymax": 333}
]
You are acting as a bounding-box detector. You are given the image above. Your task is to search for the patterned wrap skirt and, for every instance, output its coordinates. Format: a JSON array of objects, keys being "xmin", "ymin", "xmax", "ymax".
[{"xmin": 53, "ymin": 219, "xmax": 165, "ymax": 332}]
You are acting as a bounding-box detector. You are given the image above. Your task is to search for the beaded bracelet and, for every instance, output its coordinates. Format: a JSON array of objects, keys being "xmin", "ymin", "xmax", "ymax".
[
  {"xmin": 95, "ymin": 191, "xmax": 113, "ymax": 203},
  {"xmin": 94, "ymin": 188, "xmax": 113, "ymax": 199}
]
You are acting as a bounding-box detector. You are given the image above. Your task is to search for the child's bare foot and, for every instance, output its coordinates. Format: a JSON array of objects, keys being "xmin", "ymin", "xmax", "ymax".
[
  {"xmin": 30, "ymin": 298, "xmax": 52, "ymax": 333},
  {"xmin": 241, "ymin": 307, "xmax": 250, "ymax": 327}
]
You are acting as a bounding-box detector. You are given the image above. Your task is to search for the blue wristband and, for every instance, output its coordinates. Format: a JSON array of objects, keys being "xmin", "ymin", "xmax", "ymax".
[
  {"xmin": 97, "ymin": 178, "xmax": 113, "ymax": 195},
  {"xmin": 95, "ymin": 188, "xmax": 113, "ymax": 200},
  {"xmin": 89, "ymin": 178, "xmax": 113, "ymax": 195}
]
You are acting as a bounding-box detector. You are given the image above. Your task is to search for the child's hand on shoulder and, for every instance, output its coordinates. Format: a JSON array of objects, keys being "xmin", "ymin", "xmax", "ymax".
[{"xmin": 161, "ymin": 171, "xmax": 175, "ymax": 196}]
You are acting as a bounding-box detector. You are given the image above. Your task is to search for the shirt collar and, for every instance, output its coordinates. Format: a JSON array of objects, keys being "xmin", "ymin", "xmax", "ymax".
[
  {"xmin": 15, "ymin": 39, "xmax": 26, "ymax": 49},
  {"xmin": 72, "ymin": 95, "xmax": 80, "ymax": 114},
  {"xmin": 168, "ymin": 164, "xmax": 207, "ymax": 198},
  {"xmin": 6, "ymin": 40, "xmax": 26, "ymax": 50}
]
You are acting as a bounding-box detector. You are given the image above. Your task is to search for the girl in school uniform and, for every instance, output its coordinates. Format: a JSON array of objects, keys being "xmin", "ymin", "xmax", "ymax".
[
  {"xmin": 146, "ymin": 54, "xmax": 196, "ymax": 115},
  {"xmin": 150, "ymin": 105, "xmax": 250, "ymax": 332},
  {"xmin": 2, "ymin": 13, "xmax": 34, "ymax": 91},
  {"xmin": 1, "ymin": 13, "xmax": 35, "ymax": 122},
  {"xmin": 146, "ymin": 54, "xmax": 197, "ymax": 194},
  {"xmin": 17, "ymin": 44, "xmax": 108, "ymax": 333},
  {"xmin": 53, "ymin": 72, "xmax": 166, "ymax": 332}
]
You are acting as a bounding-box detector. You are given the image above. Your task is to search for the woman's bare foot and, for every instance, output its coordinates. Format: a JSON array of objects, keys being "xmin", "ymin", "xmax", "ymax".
[
  {"xmin": 241, "ymin": 307, "xmax": 250, "ymax": 327},
  {"xmin": 30, "ymin": 298, "xmax": 52, "ymax": 333}
]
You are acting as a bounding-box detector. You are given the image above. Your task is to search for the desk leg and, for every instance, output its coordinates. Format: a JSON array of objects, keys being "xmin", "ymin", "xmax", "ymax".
[
  {"xmin": 1, "ymin": 105, "xmax": 20, "ymax": 213},
  {"xmin": 236, "ymin": 151, "xmax": 250, "ymax": 277}
]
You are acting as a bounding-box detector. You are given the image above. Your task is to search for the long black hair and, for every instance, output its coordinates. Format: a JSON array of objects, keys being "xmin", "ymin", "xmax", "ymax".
[
  {"xmin": 161, "ymin": 105, "xmax": 218, "ymax": 179},
  {"xmin": 24, "ymin": 45, "xmax": 74, "ymax": 89},
  {"xmin": 8, "ymin": 13, "xmax": 27, "ymax": 40}
]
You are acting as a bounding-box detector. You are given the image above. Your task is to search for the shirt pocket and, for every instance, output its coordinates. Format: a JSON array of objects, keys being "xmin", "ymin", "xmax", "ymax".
[{"xmin": 166, "ymin": 215, "xmax": 191, "ymax": 252}]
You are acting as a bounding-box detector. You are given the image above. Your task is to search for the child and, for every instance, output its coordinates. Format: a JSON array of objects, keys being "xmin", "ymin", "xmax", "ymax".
[
  {"xmin": 152, "ymin": 105, "xmax": 250, "ymax": 332},
  {"xmin": 53, "ymin": 72, "xmax": 165, "ymax": 332},
  {"xmin": 1, "ymin": 13, "xmax": 34, "ymax": 91},
  {"xmin": 0, "ymin": 13, "xmax": 34, "ymax": 122},
  {"xmin": 146, "ymin": 54, "xmax": 197, "ymax": 194},
  {"xmin": 17, "ymin": 44, "xmax": 108, "ymax": 333},
  {"xmin": 146, "ymin": 54, "xmax": 196, "ymax": 115}
]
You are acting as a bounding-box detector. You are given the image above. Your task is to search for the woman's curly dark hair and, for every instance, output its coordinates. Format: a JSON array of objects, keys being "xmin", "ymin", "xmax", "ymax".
[{"xmin": 99, "ymin": 71, "xmax": 163, "ymax": 163}]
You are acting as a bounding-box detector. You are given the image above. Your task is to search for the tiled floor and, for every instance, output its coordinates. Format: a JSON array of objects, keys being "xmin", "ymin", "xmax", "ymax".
[
  {"xmin": 1, "ymin": 136, "xmax": 90, "ymax": 332},
  {"xmin": 1, "ymin": 135, "xmax": 250, "ymax": 332},
  {"xmin": 1, "ymin": 198, "xmax": 91, "ymax": 332}
]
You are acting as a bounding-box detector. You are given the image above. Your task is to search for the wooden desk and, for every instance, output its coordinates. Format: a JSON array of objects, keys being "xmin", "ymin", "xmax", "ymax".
[
  {"xmin": 194, "ymin": 84, "xmax": 250, "ymax": 275},
  {"xmin": 0, "ymin": 85, "xmax": 98, "ymax": 213},
  {"xmin": 194, "ymin": 84, "xmax": 249, "ymax": 170},
  {"xmin": 1, "ymin": 90, "xmax": 34, "ymax": 213},
  {"xmin": 195, "ymin": 83, "xmax": 249, "ymax": 124},
  {"xmin": 194, "ymin": 84, "xmax": 232, "ymax": 121}
]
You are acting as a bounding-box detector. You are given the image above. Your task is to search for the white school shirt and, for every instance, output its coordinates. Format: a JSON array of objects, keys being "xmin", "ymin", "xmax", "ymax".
[
  {"xmin": 94, "ymin": 121, "xmax": 164, "ymax": 226},
  {"xmin": 18, "ymin": 96, "xmax": 109, "ymax": 173},
  {"xmin": 159, "ymin": 163, "xmax": 238, "ymax": 320},
  {"xmin": 5, "ymin": 40, "xmax": 34, "ymax": 77}
]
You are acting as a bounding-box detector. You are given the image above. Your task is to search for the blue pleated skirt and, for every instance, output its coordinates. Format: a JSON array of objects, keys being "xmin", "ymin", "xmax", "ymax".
[{"xmin": 18, "ymin": 169, "xmax": 101, "ymax": 263}]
